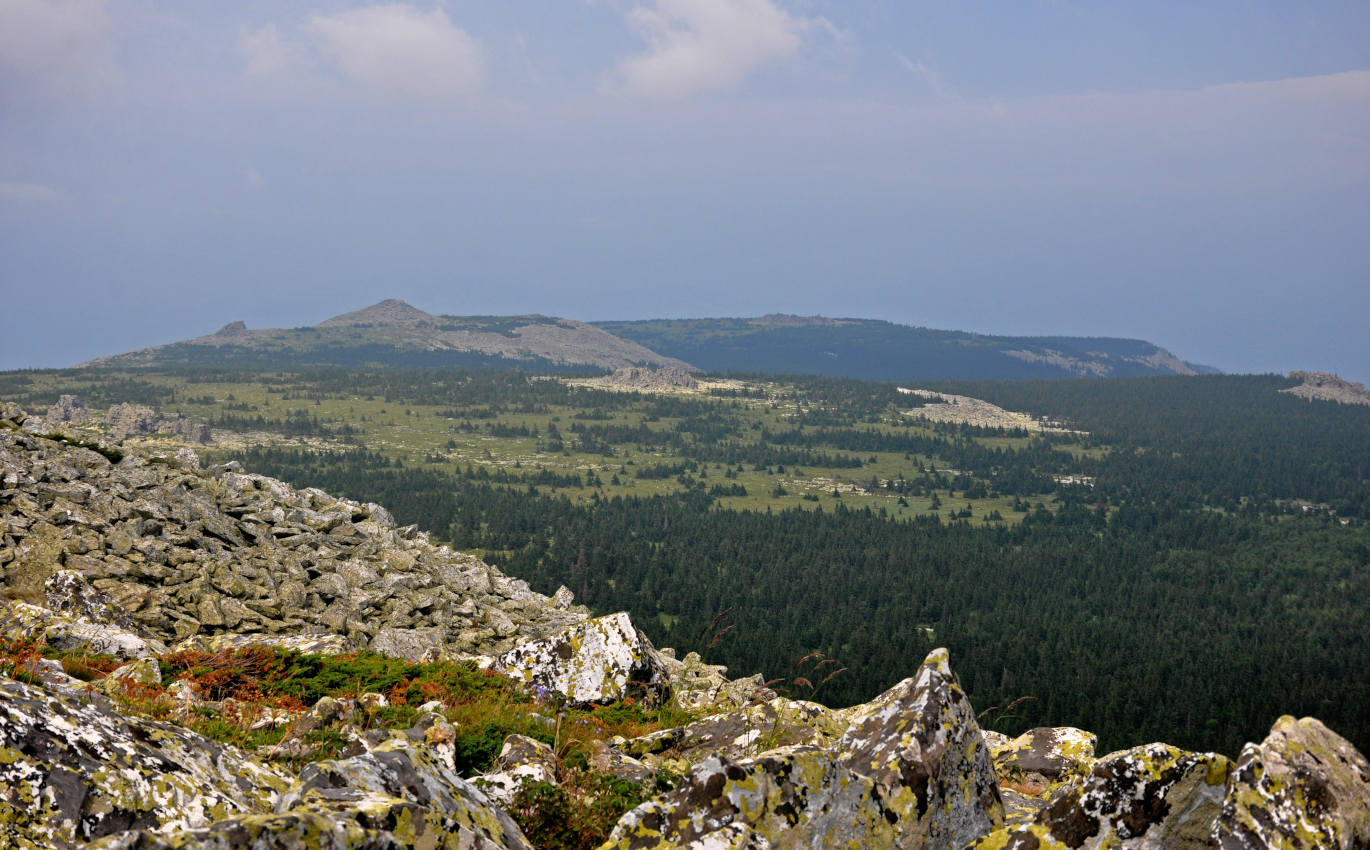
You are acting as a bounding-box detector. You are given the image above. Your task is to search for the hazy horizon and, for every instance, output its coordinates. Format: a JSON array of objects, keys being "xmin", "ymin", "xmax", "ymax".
[{"xmin": 2, "ymin": 2, "xmax": 1367, "ymax": 383}]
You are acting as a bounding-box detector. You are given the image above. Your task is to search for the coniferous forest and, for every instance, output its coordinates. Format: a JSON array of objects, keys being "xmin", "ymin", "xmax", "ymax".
[{"xmin": 3, "ymin": 367, "xmax": 1367, "ymax": 757}]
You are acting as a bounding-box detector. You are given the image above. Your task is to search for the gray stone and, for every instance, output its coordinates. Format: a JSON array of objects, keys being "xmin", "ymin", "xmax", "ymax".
[
  {"xmin": 607, "ymin": 648, "xmax": 1004, "ymax": 850},
  {"xmin": 496, "ymin": 612, "xmax": 667, "ymax": 707},
  {"xmin": 835, "ymin": 647, "xmax": 1005, "ymax": 848},
  {"xmin": 369, "ymin": 626, "xmax": 442, "ymax": 663},
  {"xmin": 477, "ymin": 734, "xmax": 559, "ymax": 806},
  {"xmin": 0, "ymin": 676, "xmax": 293, "ymax": 847},
  {"xmin": 1214, "ymin": 715, "xmax": 1370, "ymax": 850}
]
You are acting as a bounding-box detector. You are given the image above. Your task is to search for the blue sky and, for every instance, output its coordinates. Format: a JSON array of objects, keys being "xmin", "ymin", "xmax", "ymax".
[{"xmin": 2, "ymin": 1, "xmax": 1368, "ymax": 380}]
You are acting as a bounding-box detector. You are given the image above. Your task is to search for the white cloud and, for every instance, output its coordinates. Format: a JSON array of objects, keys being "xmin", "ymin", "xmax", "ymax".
[
  {"xmin": 615, "ymin": 0, "xmax": 818, "ymax": 97},
  {"xmin": 893, "ymin": 50, "xmax": 947, "ymax": 98},
  {"xmin": 306, "ymin": 4, "xmax": 482, "ymax": 96},
  {"xmin": 0, "ymin": 0, "xmax": 114, "ymax": 99},
  {"xmin": 240, "ymin": 23, "xmax": 292, "ymax": 78},
  {"xmin": 0, "ymin": 182, "xmax": 60, "ymax": 202}
]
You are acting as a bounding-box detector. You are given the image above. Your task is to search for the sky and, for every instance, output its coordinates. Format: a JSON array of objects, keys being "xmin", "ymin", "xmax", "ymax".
[{"xmin": 1, "ymin": 0, "xmax": 1368, "ymax": 381}]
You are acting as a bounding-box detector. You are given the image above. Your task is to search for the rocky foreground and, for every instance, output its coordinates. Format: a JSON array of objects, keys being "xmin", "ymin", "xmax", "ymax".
[{"xmin": 2, "ymin": 401, "xmax": 1368, "ymax": 848}]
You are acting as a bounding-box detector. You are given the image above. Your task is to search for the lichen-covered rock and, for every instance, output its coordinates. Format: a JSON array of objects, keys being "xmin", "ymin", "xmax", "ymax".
[
  {"xmin": 606, "ymin": 648, "xmax": 1002, "ymax": 850},
  {"xmin": 476, "ymin": 734, "xmax": 558, "ymax": 805},
  {"xmin": 0, "ymin": 599, "xmax": 167, "ymax": 659},
  {"xmin": 642, "ymin": 696, "xmax": 850, "ymax": 765},
  {"xmin": 834, "ymin": 647, "xmax": 1004, "ymax": 848},
  {"xmin": 496, "ymin": 612, "xmax": 667, "ymax": 707},
  {"xmin": 170, "ymin": 632, "xmax": 354, "ymax": 656},
  {"xmin": 1213, "ymin": 715, "xmax": 1370, "ymax": 850},
  {"xmin": 45, "ymin": 568, "xmax": 136, "ymax": 629},
  {"xmin": 0, "ymin": 676, "xmax": 292, "ymax": 847},
  {"xmin": 101, "ymin": 734, "xmax": 534, "ymax": 849},
  {"xmin": 603, "ymin": 746, "xmax": 902, "ymax": 850},
  {"xmin": 90, "ymin": 809, "xmax": 377, "ymax": 849},
  {"xmin": 47, "ymin": 395, "xmax": 90, "ymax": 425},
  {"xmin": 991, "ymin": 727, "xmax": 1099, "ymax": 823},
  {"xmin": 654, "ymin": 650, "xmax": 774, "ymax": 712},
  {"xmin": 0, "ymin": 414, "xmax": 587, "ymax": 664},
  {"xmin": 972, "ymin": 742, "xmax": 1232, "ymax": 850},
  {"xmin": 100, "ymin": 657, "xmax": 163, "ymax": 694},
  {"xmin": 587, "ymin": 739, "xmax": 657, "ymax": 786},
  {"xmin": 993, "ymin": 727, "xmax": 1097, "ymax": 781},
  {"xmin": 287, "ymin": 735, "xmax": 533, "ymax": 849},
  {"xmin": 369, "ymin": 627, "xmax": 441, "ymax": 663},
  {"xmin": 106, "ymin": 404, "xmax": 160, "ymax": 439}
]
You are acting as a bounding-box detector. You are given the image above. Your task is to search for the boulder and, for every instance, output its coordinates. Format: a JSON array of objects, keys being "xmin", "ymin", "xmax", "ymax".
[
  {"xmin": 0, "ymin": 598, "xmax": 167, "ymax": 659},
  {"xmin": 92, "ymin": 725, "xmax": 533, "ymax": 849},
  {"xmin": 107, "ymin": 403, "xmax": 159, "ymax": 439},
  {"xmin": 835, "ymin": 647, "xmax": 1004, "ymax": 848},
  {"xmin": 370, "ymin": 626, "xmax": 442, "ymax": 663},
  {"xmin": 587, "ymin": 739, "xmax": 657, "ymax": 785},
  {"xmin": 972, "ymin": 742, "xmax": 1232, "ymax": 850},
  {"xmin": 0, "ymin": 676, "xmax": 293, "ymax": 847},
  {"xmin": 476, "ymin": 734, "xmax": 559, "ymax": 806},
  {"xmin": 496, "ymin": 612, "xmax": 667, "ymax": 707},
  {"xmin": 606, "ymin": 648, "xmax": 1004, "ymax": 850},
  {"xmin": 603, "ymin": 746, "xmax": 902, "ymax": 849},
  {"xmin": 991, "ymin": 727, "xmax": 1099, "ymax": 817},
  {"xmin": 171, "ymin": 632, "xmax": 354, "ymax": 656},
  {"xmin": 654, "ymin": 649, "xmax": 774, "ymax": 712},
  {"xmin": 639, "ymin": 696, "xmax": 849, "ymax": 764},
  {"xmin": 99, "ymin": 656, "xmax": 163, "ymax": 695},
  {"xmin": 284, "ymin": 734, "xmax": 533, "ymax": 849},
  {"xmin": 46, "ymin": 568, "xmax": 137, "ymax": 629},
  {"xmin": 1213, "ymin": 715, "xmax": 1370, "ymax": 850},
  {"xmin": 992, "ymin": 726, "xmax": 1097, "ymax": 781},
  {"xmin": 47, "ymin": 394, "xmax": 89, "ymax": 424}
]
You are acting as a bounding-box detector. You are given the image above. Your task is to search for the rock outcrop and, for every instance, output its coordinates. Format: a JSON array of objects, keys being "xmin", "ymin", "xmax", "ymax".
[
  {"xmin": 585, "ymin": 367, "xmax": 701, "ymax": 392},
  {"xmin": 1281, "ymin": 371, "xmax": 1370, "ymax": 407},
  {"xmin": 1214, "ymin": 716, "xmax": 1370, "ymax": 849},
  {"xmin": 0, "ymin": 675, "xmax": 294, "ymax": 846},
  {"xmin": 35, "ymin": 396, "xmax": 213, "ymax": 444},
  {"xmin": 605, "ymin": 648, "xmax": 1005, "ymax": 849},
  {"xmin": 974, "ymin": 743, "xmax": 1232, "ymax": 850},
  {"xmin": 496, "ymin": 612, "xmax": 668, "ymax": 707}
]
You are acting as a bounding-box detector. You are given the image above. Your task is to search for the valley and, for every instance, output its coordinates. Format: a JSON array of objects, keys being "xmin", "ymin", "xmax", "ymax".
[{"xmin": 4, "ymin": 364, "xmax": 1368, "ymax": 761}]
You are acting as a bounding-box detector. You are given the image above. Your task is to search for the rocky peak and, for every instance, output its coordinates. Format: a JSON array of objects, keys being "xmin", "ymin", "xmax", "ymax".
[
  {"xmin": 1283, "ymin": 370, "xmax": 1370, "ymax": 406},
  {"xmin": 214, "ymin": 320, "xmax": 248, "ymax": 336},
  {"xmin": 315, "ymin": 298, "xmax": 439, "ymax": 328}
]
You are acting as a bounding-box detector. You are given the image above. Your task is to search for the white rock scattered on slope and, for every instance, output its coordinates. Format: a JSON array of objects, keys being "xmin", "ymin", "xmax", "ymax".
[{"xmin": 495, "ymin": 611, "xmax": 668, "ymax": 707}]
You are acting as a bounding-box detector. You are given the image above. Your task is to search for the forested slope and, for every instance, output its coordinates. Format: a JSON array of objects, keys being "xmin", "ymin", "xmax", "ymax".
[
  {"xmin": 596, "ymin": 317, "xmax": 1209, "ymax": 380},
  {"xmin": 221, "ymin": 372, "xmax": 1370, "ymax": 758}
]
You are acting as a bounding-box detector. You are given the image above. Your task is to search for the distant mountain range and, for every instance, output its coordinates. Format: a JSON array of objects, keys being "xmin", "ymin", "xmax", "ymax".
[
  {"xmin": 81, "ymin": 300, "xmax": 692, "ymax": 373},
  {"xmin": 82, "ymin": 300, "xmax": 1217, "ymax": 380},
  {"xmin": 596, "ymin": 315, "xmax": 1219, "ymax": 381}
]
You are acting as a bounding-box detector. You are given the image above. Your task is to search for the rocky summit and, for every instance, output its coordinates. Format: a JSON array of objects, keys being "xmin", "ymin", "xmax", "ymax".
[
  {"xmin": 1281, "ymin": 371, "xmax": 1370, "ymax": 407},
  {"xmin": 1, "ymin": 400, "xmax": 1368, "ymax": 849}
]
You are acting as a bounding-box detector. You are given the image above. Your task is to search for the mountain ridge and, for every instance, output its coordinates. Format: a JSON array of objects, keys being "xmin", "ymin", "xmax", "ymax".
[
  {"xmin": 595, "ymin": 315, "xmax": 1219, "ymax": 381},
  {"xmin": 81, "ymin": 299, "xmax": 696, "ymax": 373},
  {"xmin": 78, "ymin": 300, "xmax": 1215, "ymax": 381}
]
